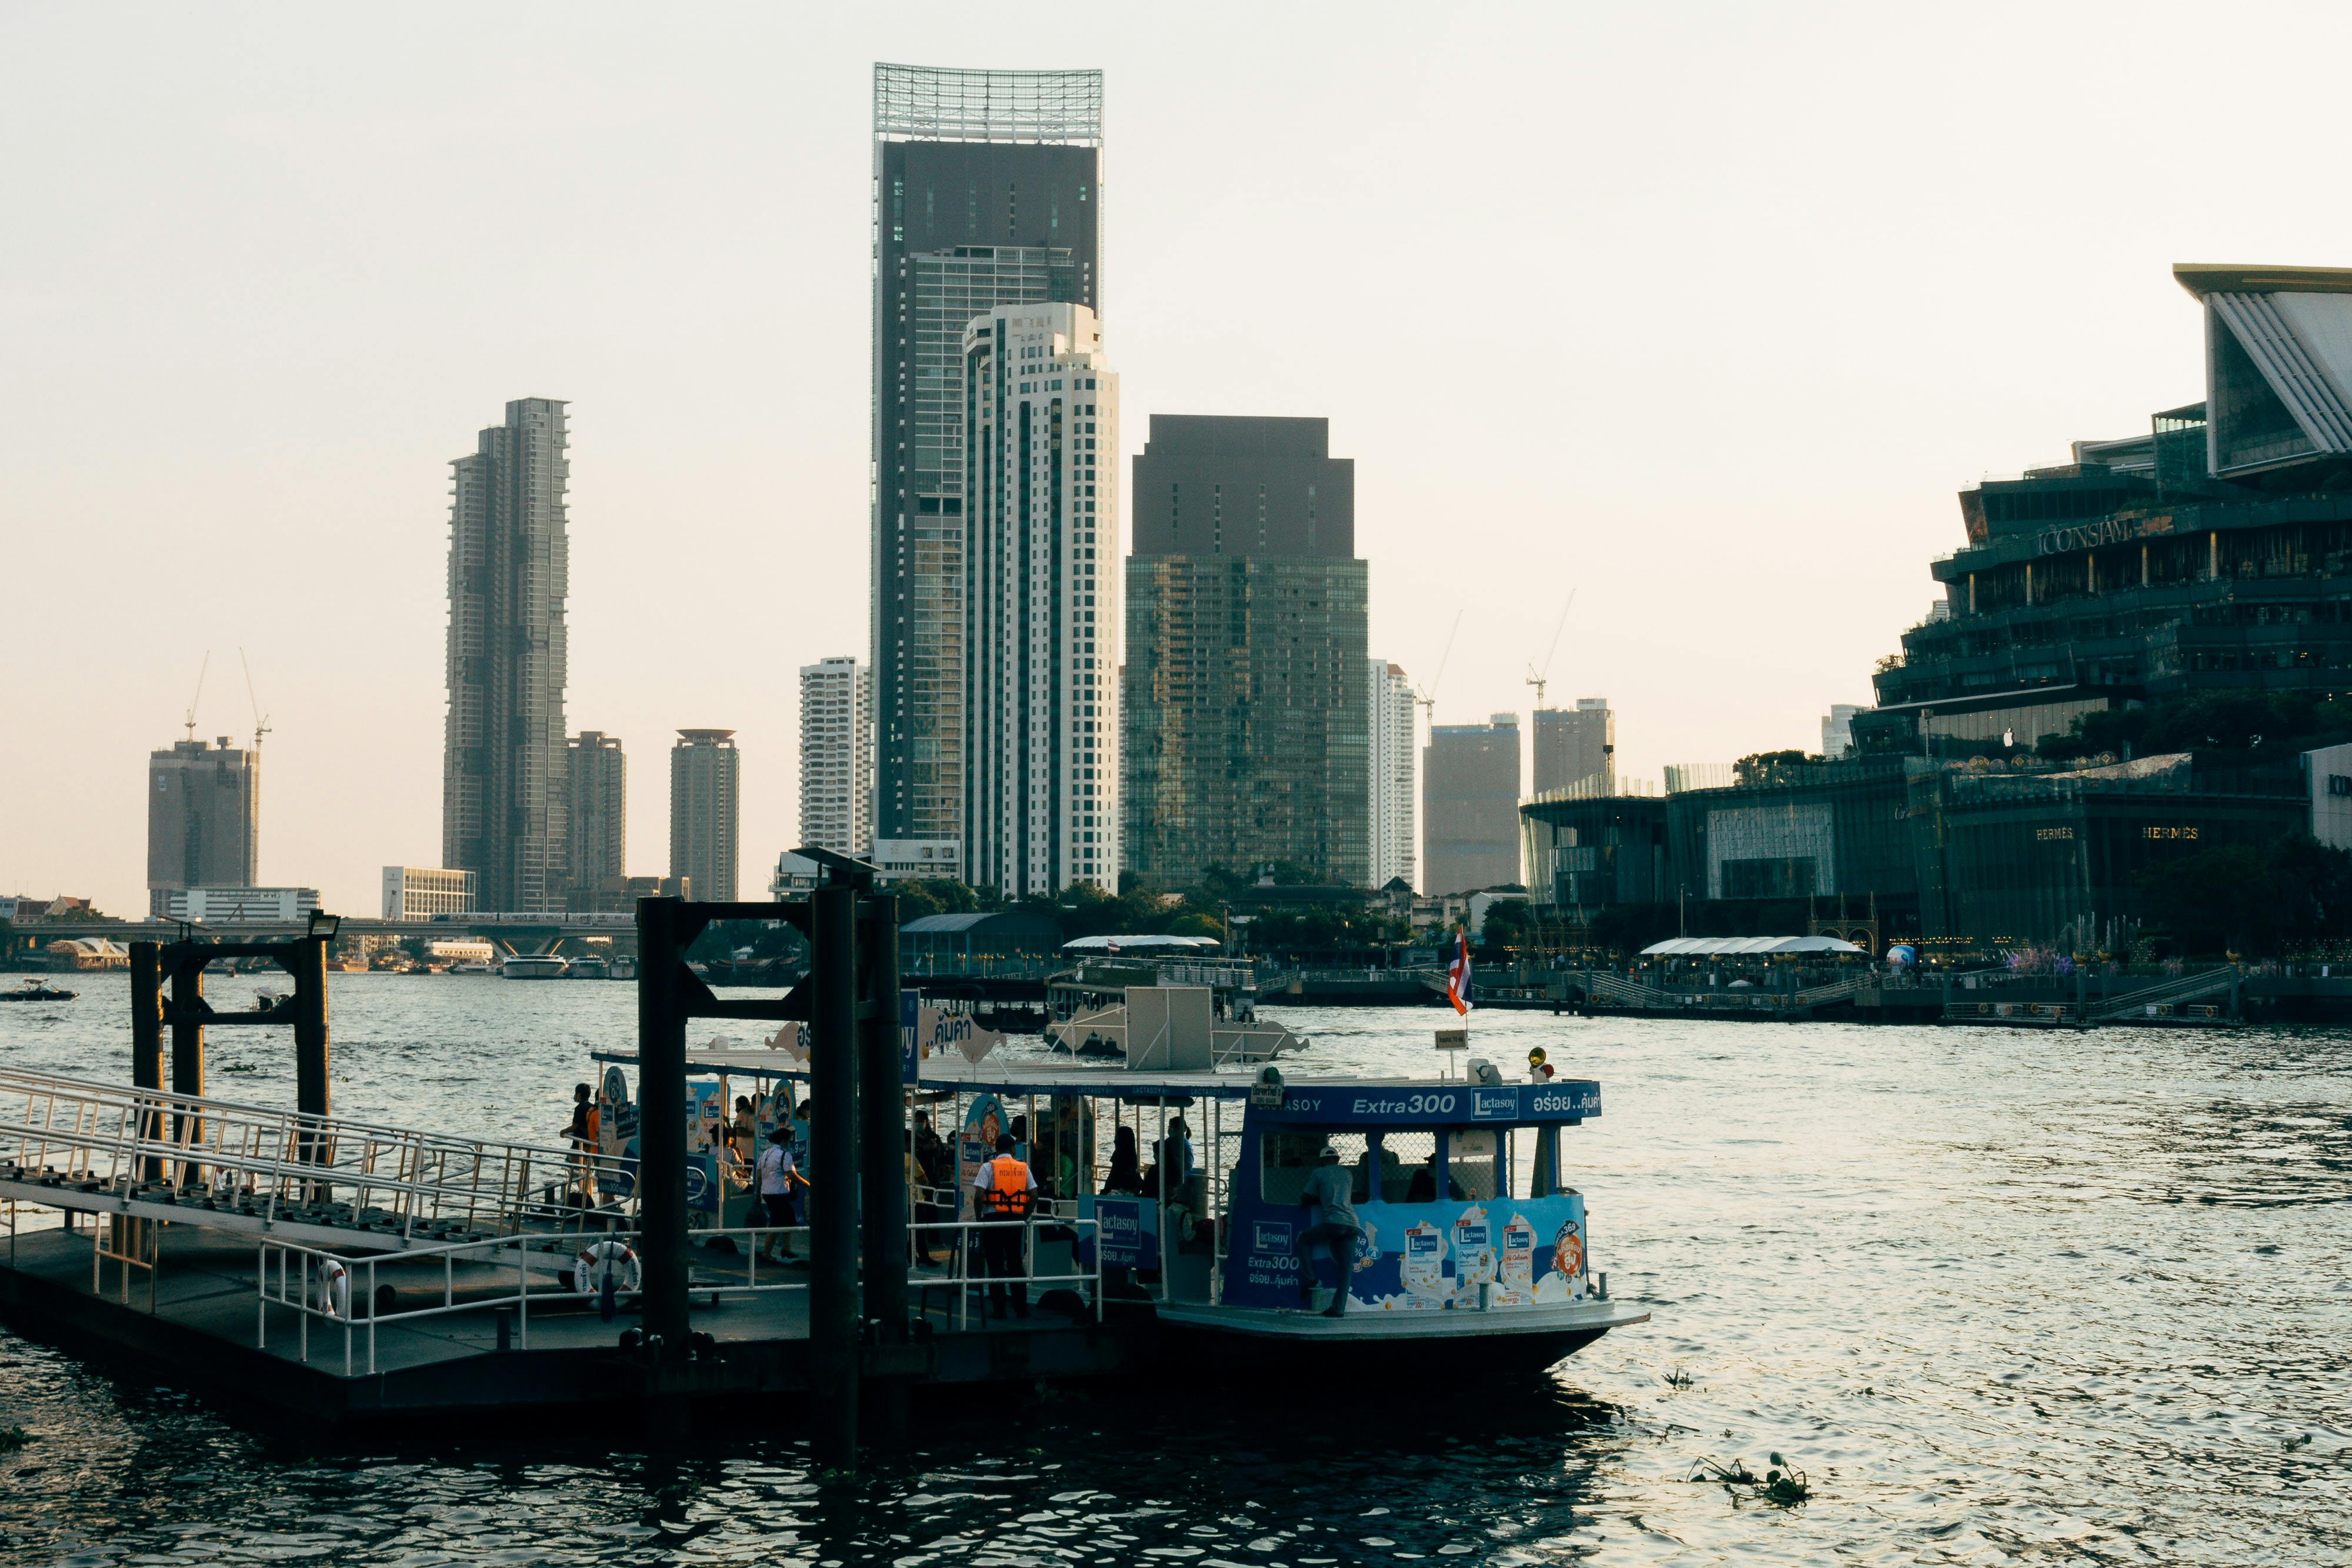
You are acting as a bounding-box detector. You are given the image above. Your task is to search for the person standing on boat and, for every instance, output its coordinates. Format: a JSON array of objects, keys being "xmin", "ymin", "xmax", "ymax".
[
  {"xmin": 755, "ymin": 1126, "xmax": 799, "ymax": 1262},
  {"xmin": 1295, "ymin": 1145, "xmax": 1362, "ymax": 1319},
  {"xmin": 971, "ymin": 1132, "xmax": 1038, "ymax": 1319},
  {"xmin": 564, "ymin": 1083, "xmax": 600, "ymax": 1206}
]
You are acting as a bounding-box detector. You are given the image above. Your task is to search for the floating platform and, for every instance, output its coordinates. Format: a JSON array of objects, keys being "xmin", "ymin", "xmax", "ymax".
[{"xmin": 0, "ymin": 1218, "xmax": 1145, "ymax": 1432}]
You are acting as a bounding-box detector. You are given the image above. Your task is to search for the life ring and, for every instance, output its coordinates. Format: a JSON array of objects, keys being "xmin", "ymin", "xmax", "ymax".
[
  {"xmin": 573, "ymin": 1240, "xmax": 642, "ymax": 1297},
  {"xmin": 318, "ymin": 1257, "xmax": 351, "ymax": 1320}
]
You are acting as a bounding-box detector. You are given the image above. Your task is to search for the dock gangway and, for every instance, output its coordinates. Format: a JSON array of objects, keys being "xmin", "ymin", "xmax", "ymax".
[
  {"xmin": 0, "ymin": 1066, "xmax": 633, "ymax": 1255},
  {"xmin": 2089, "ymin": 966, "xmax": 2238, "ymax": 1023}
]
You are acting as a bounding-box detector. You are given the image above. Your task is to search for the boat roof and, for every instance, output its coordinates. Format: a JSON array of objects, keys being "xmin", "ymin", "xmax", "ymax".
[
  {"xmin": 1639, "ymin": 934, "xmax": 1863, "ymax": 956},
  {"xmin": 589, "ymin": 1047, "xmax": 1601, "ymax": 1121}
]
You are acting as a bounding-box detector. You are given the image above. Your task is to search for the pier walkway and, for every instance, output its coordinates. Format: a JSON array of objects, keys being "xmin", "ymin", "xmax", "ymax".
[{"xmin": 0, "ymin": 1065, "xmax": 1141, "ymax": 1429}]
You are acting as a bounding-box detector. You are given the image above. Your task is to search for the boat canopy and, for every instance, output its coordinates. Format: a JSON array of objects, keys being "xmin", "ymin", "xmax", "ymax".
[
  {"xmin": 1637, "ymin": 935, "xmax": 1863, "ymax": 957},
  {"xmin": 1060, "ymin": 933, "xmax": 1222, "ymax": 953}
]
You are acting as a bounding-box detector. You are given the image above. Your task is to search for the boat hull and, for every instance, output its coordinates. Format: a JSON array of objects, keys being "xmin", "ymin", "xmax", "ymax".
[{"xmin": 1151, "ymin": 1299, "xmax": 1647, "ymax": 1374}]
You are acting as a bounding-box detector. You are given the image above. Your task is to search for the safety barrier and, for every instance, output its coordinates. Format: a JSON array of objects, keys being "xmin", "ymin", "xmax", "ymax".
[
  {"xmin": 256, "ymin": 1223, "xmax": 815, "ymax": 1376},
  {"xmin": 0, "ymin": 1065, "xmax": 635, "ymax": 1249},
  {"xmin": 908, "ymin": 1215, "xmax": 1104, "ymax": 1332}
]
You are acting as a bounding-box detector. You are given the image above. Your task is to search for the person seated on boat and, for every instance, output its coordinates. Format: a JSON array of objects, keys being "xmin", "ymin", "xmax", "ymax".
[
  {"xmin": 1404, "ymin": 1155, "xmax": 1466, "ymax": 1204},
  {"xmin": 971, "ymin": 1133, "xmax": 1038, "ymax": 1320},
  {"xmin": 1294, "ymin": 1146, "xmax": 1361, "ymax": 1319}
]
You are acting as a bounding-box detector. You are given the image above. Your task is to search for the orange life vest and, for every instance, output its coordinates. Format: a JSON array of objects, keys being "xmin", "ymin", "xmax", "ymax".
[{"xmin": 978, "ymin": 1155, "xmax": 1033, "ymax": 1217}]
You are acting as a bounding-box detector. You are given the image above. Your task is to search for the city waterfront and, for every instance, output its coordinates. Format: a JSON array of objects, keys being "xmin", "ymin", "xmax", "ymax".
[{"xmin": 0, "ymin": 979, "xmax": 2345, "ymax": 1564}]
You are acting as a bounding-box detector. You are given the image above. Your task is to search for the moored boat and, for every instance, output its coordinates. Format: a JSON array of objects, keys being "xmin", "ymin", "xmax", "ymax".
[
  {"xmin": 1, "ymin": 979, "xmax": 77, "ymax": 1003},
  {"xmin": 501, "ymin": 953, "xmax": 569, "ymax": 980}
]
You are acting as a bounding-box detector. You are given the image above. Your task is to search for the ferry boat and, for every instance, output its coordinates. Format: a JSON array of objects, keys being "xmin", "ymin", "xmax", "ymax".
[
  {"xmin": 501, "ymin": 953, "xmax": 569, "ymax": 980},
  {"xmin": 565, "ymin": 955, "xmax": 611, "ymax": 980},
  {"xmin": 595, "ymin": 1034, "xmax": 1646, "ymax": 1374}
]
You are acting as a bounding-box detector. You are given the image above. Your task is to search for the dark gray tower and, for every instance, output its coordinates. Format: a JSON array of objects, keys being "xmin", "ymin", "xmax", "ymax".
[
  {"xmin": 872, "ymin": 63, "xmax": 1102, "ymax": 851},
  {"xmin": 1122, "ymin": 416, "xmax": 1370, "ymax": 890},
  {"xmin": 443, "ymin": 398, "xmax": 570, "ymax": 912}
]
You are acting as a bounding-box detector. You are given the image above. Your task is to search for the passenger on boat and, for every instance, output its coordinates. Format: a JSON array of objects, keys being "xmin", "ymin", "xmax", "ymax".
[
  {"xmin": 912, "ymin": 1111, "xmax": 953, "ymax": 1263},
  {"xmin": 1404, "ymin": 1155, "xmax": 1467, "ymax": 1204},
  {"xmin": 728, "ymin": 1096, "xmax": 757, "ymax": 1166},
  {"xmin": 756, "ymin": 1127, "xmax": 799, "ymax": 1262},
  {"xmin": 1103, "ymin": 1126, "xmax": 1144, "ymax": 1195},
  {"xmin": 971, "ymin": 1133, "xmax": 1038, "ymax": 1319},
  {"xmin": 1295, "ymin": 1145, "xmax": 1360, "ymax": 1319},
  {"xmin": 564, "ymin": 1084, "xmax": 600, "ymax": 1205}
]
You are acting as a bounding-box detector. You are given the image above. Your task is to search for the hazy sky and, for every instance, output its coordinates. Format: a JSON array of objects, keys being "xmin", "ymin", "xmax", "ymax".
[{"xmin": 9, "ymin": 2, "xmax": 2352, "ymax": 916}]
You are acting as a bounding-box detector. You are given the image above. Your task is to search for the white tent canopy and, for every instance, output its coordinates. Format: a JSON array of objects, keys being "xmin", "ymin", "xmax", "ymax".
[
  {"xmin": 1637, "ymin": 935, "xmax": 1864, "ymax": 958},
  {"xmin": 1060, "ymin": 933, "xmax": 1222, "ymax": 953}
]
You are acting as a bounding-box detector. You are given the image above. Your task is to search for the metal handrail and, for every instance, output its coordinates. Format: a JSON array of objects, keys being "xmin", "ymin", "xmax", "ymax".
[
  {"xmin": 256, "ymin": 1223, "xmax": 818, "ymax": 1376},
  {"xmin": 0, "ymin": 1066, "xmax": 635, "ymax": 1246}
]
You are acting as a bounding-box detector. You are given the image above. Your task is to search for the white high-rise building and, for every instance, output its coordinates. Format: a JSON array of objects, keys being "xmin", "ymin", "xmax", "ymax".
[
  {"xmin": 962, "ymin": 301, "xmax": 1120, "ymax": 897},
  {"xmin": 799, "ymin": 657, "xmax": 872, "ymax": 858},
  {"xmin": 1367, "ymin": 660, "xmax": 1417, "ymax": 890}
]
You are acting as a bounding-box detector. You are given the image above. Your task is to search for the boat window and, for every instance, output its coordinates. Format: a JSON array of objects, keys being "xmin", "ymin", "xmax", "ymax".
[
  {"xmin": 1376, "ymin": 1130, "xmax": 1437, "ymax": 1202},
  {"xmin": 1260, "ymin": 1129, "xmax": 1366, "ymax": 1206},
  {"xmin": 1448, "ymin": 1129, "xmax": 1502, "ymax": 1200}
]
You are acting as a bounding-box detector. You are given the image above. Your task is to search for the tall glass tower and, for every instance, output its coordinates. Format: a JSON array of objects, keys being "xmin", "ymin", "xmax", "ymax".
[
  {"xmin": 872, "ymin": 63, "xmax": 1102, "ymax": 853},
  {"xmin": 443, "ymin": 397, "xmax": 570, "ymax": 913}
]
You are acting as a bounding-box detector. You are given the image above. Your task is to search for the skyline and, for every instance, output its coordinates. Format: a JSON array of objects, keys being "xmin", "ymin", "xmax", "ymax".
[{"xmin": 12, "ymin": 5, "xmax": 2352, "ymax": 915}]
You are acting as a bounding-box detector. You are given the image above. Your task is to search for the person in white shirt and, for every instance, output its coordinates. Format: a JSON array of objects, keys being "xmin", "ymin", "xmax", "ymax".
[
  {"xmin": 755, "ymin": 1127, "xmax": 799, "ymax": 1262},
  {"xmin": 1295, "ymin": 1145, "xmax": 1361, "ymax": 1318}
]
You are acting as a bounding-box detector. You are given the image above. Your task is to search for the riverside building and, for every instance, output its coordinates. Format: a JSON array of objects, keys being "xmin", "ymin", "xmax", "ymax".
[
  {"xmin": 1861, "ymin": 262, "xmax": 2352, "ymax": 758},
  {"xmin": 566, "ymin": 731, "xmax": 625, "ymax": 910},
  {"xmin": 1369, "ymin": 660, "xmax": 1418, "ymax": 890},
  {"xmin": 443, "ymin": 397, "xmax": 571, "ymax": 913},
  {"xmin": 960, "ymin": 301, "xmax": 1118, "ymax": 897},
  {"xmin": 872, "ymin": 64, "xmax": 1103, "ymax": 854},
  {"xmin": 799, "ymin": 656, "xmax": 873, "ymax": 859},
  {"xmin": 670, "ymin": 729, "xmax": 740, "ymax": 902},
  {"xmin": 146, "ymin": 735, "xmax": 258, "ymax": 918},
  {"xmin": 1424, "ymin": 715, "xmax": 1522, "ymax": 895},
  {"xmin": 1532, "ymin": 699, "xmax": 1613, "ymax": 797},
  {"xmin": 1121, "ymin": 416, "xmax": 1370, "ymax": 892}
]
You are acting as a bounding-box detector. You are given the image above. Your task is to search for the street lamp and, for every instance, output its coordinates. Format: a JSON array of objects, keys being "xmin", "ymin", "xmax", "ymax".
[{"xmin": 307, "ymin": 910, "xmax": 342, "ymax": 942}]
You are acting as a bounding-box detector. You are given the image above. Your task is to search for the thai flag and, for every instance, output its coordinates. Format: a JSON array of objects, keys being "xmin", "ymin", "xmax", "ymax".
[{"xmin": 1446, "ymin": 929, "xmax": 1473, "ymax": 1016}]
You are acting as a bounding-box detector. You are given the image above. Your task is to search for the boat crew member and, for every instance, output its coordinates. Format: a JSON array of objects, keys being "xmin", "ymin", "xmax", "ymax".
[
  {"xmin": 1295, "ymin": 1145, "xmax": 1360, "ymax": 1319},
  {"xmin": 565, "ymin": 1083, "xmax": 600, "ymax": 1205},
  {"xmin": 971, "ymin": 1133, "xmax": 1037, "ymax": 1319},
  {"xmin": 755, "ymin": 1126, "xmax": 799, "ymax": 1262}
]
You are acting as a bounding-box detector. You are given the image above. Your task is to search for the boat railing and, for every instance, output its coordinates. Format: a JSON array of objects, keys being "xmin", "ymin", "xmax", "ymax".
[
  {"xmin": 0, "ymin": 1066, "xmax": 636, "ymax": 1247},
  {"xmin": 256, "ymin": 1223, "xmax": 815, "ymax": 1377},
  {"xmin": 906, "ymin": 1215, "xmax": 1105, "ymax": 1333}
]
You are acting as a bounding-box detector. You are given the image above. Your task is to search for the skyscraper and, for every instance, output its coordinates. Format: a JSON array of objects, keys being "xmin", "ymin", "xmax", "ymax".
[
  {"xmin": 872, "ymin": 63, "xmax": 1103, "ymax": 851},
  {"xmin": 1367, "ymin": 661, "xmax": 1417, "ymax": 890},
  {"xmin": 962, "ymin": 301, "xmax": 1119, "ymax": 897},
  {"xmin": 1424, "ymin": 715, "xmax": 1523, "ymax": 895},
  {"xmin": 146, "ymin": 735, "xmax": 258, "ymax": 917},
  {"xmin": 1532, "ymin": 699, "xmax": 1613, "ymax": 796},
  {"xmin": 670, "ymin": 730, "xmax": 740, "ymax": 902},
  {"xmin": 443, "ymin": 397, "xmax": 571, "ymax": 913},
  {"xmin": 799, "ymin": 656, "xmax": 873, "ymax": 858},
  {"xmin": 1121, "ymin": 416, "xmax": 1369, "ymax": 890},
  {"xmin": 566, "ymin": 731, "xmax": 626, "ymax": 908}
]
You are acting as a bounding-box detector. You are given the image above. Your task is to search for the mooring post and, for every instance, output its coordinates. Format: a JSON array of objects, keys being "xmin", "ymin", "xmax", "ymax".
[
  {"xmin": 809, "ymin": 882, "xmax": 862, "ymax": 1468},
  {"xmin": 292, "ymin": 931, "xmax": 331, "ymax": 1188},
  {"xmin": 856, "ymin": 892, "xmax": 909, "ymax": 1446},
  {"xmin": 636, "ymin": 898, "xmax": 691, "ymax": 1361},
  {"xmin": 129, "ymin": 942, "xmax": 164, "ymax": 1183},
  {"xmin": 167, "ymin": 950, "xmax": 205, "ymax": 1183}
]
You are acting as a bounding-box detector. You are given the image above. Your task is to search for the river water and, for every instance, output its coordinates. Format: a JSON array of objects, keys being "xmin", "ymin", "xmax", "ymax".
[{"xmin": 1, "ymin": 973, "xmax": 2347, "ymax": 1566}]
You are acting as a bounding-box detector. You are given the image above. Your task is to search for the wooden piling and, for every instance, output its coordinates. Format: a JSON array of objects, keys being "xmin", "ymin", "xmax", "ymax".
[
  {"xmin": 857, "ymin": 892, "xmax": 909, "ymax": 1445},
  {"xmin": 809, "ymin": 883, "xmax": 861, "ymax": 1468},
  {"xmin": 635, "ymin": 898, "xmax": 691, "ymax": 1360}
]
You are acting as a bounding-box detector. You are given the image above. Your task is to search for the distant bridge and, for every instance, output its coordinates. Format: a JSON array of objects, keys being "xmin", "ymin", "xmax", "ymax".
[{"xmin": 6, "ymin": 912, "xmax": 678, "ymax": 960}]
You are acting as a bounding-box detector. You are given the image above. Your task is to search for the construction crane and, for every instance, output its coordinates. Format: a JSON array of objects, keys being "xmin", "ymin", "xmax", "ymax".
[
  {"xmin": 1525, "ymin": 592, "xmax": 1575, "ymax": 708},
  {"xmin": 239, "ymin": 648, "xmax": 272, "ymax": 752},
  {"xmin": 182, "ymin": 650, "xmax": 211, "ymax": 742},
  {"xmin": 1411, "ymin": 610, "xmax": 1463, "ymax": 727}
]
